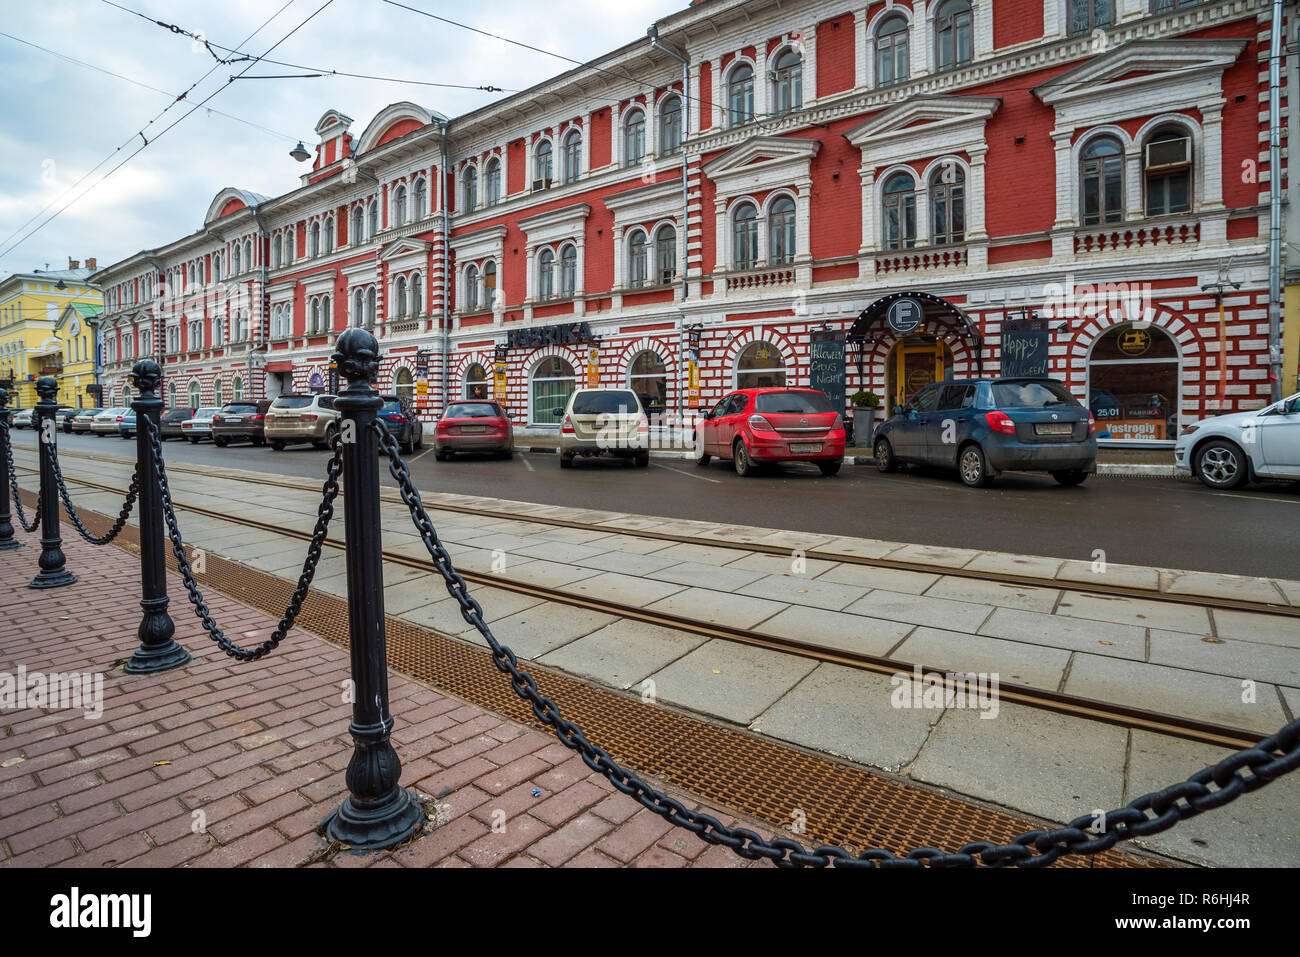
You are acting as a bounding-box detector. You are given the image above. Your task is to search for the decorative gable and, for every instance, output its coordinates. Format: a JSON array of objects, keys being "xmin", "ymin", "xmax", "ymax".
[
  {"xmin": 378, "ymin": 237, "xmax": 432, "ymax": 273},
  {"xmin": 844, "ymin": 96, "xmax": 1001, "ymax": 170},
  {"xmin": 702, "ymin": 135, "xmax": 820, "ymax": 198}
]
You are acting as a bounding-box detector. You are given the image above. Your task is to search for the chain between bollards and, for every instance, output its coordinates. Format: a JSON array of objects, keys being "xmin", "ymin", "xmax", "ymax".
[{"xmin": 0, "ymin": 387, "xmax": 31, "ymax": 547}]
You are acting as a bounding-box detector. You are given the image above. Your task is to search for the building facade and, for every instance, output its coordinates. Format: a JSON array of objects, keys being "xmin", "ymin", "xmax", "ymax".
[
  {"xmin": 0, "ymin": 263, "xmax": 102, "ymax": 409},
  {"xmin": 92, "ymin": 0, "xmax": 1295, "ymax": 449}
]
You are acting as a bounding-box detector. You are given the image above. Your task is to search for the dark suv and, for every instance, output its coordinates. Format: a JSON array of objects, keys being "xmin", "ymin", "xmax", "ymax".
[
  {"xmin": 873, "ymin": 377, "xmax": 1097, "ymax": 487},
  {"xmin": 378, "ymin": 394, "xmax": 423, "ymax": 454},
  {"xmin": 211, "ymin": 400, "xmax": 273, "ymax": 447}
]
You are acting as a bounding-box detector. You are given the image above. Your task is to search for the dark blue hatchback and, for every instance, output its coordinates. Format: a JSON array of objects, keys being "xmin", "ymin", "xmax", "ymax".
[{"xmin": 873, "ymin": 378, "xmax": 1097, "ymax": 487}]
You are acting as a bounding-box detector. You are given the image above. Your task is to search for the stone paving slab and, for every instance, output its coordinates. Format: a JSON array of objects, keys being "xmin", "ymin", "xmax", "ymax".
[
  {"xmin": 750, "ymin": 606, "xmax": 912, "ymax": 657},
  {"xmin": 647, "ymin": 639, "xmax": 818, "ymax": 726},
  {"xmin": 1147, "ymin": 629, "xmax": 1300, "ymax": 686},
  {"xmin": 536, "ymin": 619, "xmax": 708, "ymax": 690},
  {"xmin": 892, "ymin": 628, "xmax": 1071, "ymax": 691}
]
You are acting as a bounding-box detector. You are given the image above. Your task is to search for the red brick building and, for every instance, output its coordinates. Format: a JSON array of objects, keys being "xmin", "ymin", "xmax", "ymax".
[{"xmin": 92, "ymin": 0, "xmax": 1293, "ymax": 449}]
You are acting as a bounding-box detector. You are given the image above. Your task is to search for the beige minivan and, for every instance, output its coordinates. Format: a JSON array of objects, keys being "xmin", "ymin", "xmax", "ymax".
[
  {"xmin": 264, "ymin": 394, "xmax": 340, "ymax": 450},
  {"xmin": 557, "ymin": 388, "xmax": 649, "ymax": 468}
]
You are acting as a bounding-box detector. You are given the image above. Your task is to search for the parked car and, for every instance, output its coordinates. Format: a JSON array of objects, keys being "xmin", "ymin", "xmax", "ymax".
[
  {"xmin": 695, "ymin": 387, "xmax": 846, "ymax": 477},
  {"xmin": 11, "ymin": 409, "xmax": 34, "ymax": 429},
  {"xmin": 181, "ymin": 408, "xmax": 220, "ymax": 444},
  {"xmin": 159, "ymin": 408, "xmax": 192, "ymax": 440},
  {"xmin": 1175, "ymin": 390, "xmax": 1300, "ymax": 489},
  {"xmin": 873, "ymin": 377, "xmax": 1097, "ymax": 488},
  {"xmin": 56, "ymin": 408, "xmax": 82, "ymax": 433},
  {"xmin": 211, "ymin": 400, "xmax": 272, "ymax": 447},
  {"xmin": 117, "ymin": 409, "xmax": 137, "ymax": 439},
  {"xmin": 434, "ymin": 400, "xmax": 513, "ymax": 460},
  {"xmin": 264, "ymin": 394, "xmax": 339, "ymax": 450},
  {"xmin": 558, "ymin": 388, "xmax": 648, "ymax": 468},
  {"xmin": 71, "ymin": 409, "xmax": 101, "ymax": 434},
  {"xmin": 377, "ymin": 394, "xmax": 424, "ymax": 454},
  {"xmin": 91, "ymin": 407, "xmax": 130, "ymax": 435}
]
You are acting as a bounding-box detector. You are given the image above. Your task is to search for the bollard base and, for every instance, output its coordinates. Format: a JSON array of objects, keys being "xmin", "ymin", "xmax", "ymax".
[
  {"xmin": 29, "ymin": 568, "xmax": 76, "ymax": 589},
  {"xmin": 0, "ymin": 537, "xmax": 22, "ymax": 551},
  {"xmin": 322, "ymin": 786, "xmax": 424, "ymax": 851},
  {"xmin": 124, "ymin": 640, "xmax": 192, "ymax": 675}
]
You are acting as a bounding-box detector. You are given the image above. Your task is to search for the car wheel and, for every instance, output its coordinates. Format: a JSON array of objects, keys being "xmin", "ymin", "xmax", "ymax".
[
  {"xmin": 1195, "ymin": 440, "xmax": 1248, "ymax": 490},
  {"xmin": 214, "ymin": 437, "xmax": 228, "ymax": 448},
  {"xmin": 400, "ymin": 437, "xmax": 414, "ymax": 454},
  {"xmin": 189, "ymin": 436, "xmax": 199, "ymax": 445},
  {"xmin": 1051, "ymin": 469, "xmax": 1088, "ymax": 487},
  {"xmin": 271, "ymin": 440, "xmax": 286, "ymax": 452},
  {"xmin": 958, "ymin": 444, "xmax": 992, "ymax": 488},
  {"xmin": 560, "ymin": 452, "xmax": 574, "ymax": 469},
  {"xmin": 874, "ymin": 438, "xmax": 897, "ymax": 473},
  {"xmin": 818, "ymin": 461, "xmax": 842, "ymax": 477},
  {"xmin": 498, "ymin": 449, "xmax": 512, "ymax": 460},
  {"xmin": 415, "ymin": 428, "xmax": 424, "ymax": 450},
  {"xmin": 253, "ymin": 437, "xmax": 265, "ymax": 447},
  {"xmin": 635, "ymin": 452, "xmax": 649, "ymax": 468},
  {"xmin": 733, "ymin": 439, "xmax": 754, "ymax": 477}
]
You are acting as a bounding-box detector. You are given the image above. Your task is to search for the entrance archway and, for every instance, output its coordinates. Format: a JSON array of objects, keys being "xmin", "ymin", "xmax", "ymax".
[{"xmin": 886, "ymin": 336, "xmax": 953, "ymax": 410}]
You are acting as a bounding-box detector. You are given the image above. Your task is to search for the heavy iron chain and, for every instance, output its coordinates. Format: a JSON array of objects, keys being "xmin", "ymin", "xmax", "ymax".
[
  {"xmin": 49, "ymin": 442, "xmax": 139, "ymax": 546},
  {"xmin": 143, "ymin": 413, "xmax": 344, "ymax": 661},
  {"xmin": 374, "ymin": 421, "xmax": 1300, "ymax": 867},
  {"xmin": 1, "ymin": 420, "xmax": 41, "ymax": 533}
]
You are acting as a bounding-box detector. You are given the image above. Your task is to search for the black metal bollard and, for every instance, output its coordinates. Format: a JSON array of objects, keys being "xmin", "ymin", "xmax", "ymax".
[
  {"xmin": 322, "ymin": 328, "xmax": 423, "ymax": 849},
  {"xmin": 29, "ymin": 377, "xmax": 75, "ymax": 589},
  {"xmin": 124, "ymin": 361, "xmax": 191, "ymax": 675},
  {"xmin": 0, "ymin": 387, "xmax": 22, "ymax": 552}
]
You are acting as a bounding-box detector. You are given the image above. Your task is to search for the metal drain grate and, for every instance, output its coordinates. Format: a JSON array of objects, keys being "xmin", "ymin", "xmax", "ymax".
[{"xmin": 46, "ymin": 492, "xmax": 1164, "ymax": 867}]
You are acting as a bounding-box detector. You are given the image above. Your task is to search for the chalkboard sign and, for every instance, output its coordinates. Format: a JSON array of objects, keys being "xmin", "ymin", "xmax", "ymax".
[
  {"xmin": 1000, "ymin": 319, "xmax": 1050, "ymax": 378},
  {"xmin": 809, "ymin": 330, "xmax": 846, "ymax": 410}
]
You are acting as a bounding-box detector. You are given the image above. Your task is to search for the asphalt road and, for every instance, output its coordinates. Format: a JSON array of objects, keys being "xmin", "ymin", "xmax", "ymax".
[{"xmin": 15, "ymin": 428, "xmax": 1300, "ymax": 579}]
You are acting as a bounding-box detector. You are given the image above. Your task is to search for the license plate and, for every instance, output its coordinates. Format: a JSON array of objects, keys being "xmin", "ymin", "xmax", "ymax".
[
  {"xmin": 460, "ymin": 426, "xmax": 486, "ymax": 434},
  {"xmin": 225, "ymin": 417, "xmax": 242, "ymax": 424},
  {"xmin": 1035, "ymin": 423, "xmax": 1072, "ymax": 435},
  {"xmin": 789, "ymin": 443, "xmax": 822, "ymax": 453}
]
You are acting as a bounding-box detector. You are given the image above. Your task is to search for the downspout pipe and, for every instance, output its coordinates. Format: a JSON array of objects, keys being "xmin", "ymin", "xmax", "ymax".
[
  {"xmin": 1267, "ymin": 0, "xmax": 1284, "ymax": 403},
  {"xmin": 440, "ymin": 118, "xmax": 451, "ymax": 419}
]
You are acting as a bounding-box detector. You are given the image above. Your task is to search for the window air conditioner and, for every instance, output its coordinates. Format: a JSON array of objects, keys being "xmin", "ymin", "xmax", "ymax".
[
  {"xmin": 532, "ymin": 178, "xmax": 552, "ymax": 192},
  {"xmin": 1145, "ymin": 136, "xmax": 1190, "ymax": 170}
]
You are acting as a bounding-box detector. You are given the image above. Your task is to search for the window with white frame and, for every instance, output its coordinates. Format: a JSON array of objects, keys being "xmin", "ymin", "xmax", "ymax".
[
  {"xmin": 410, "ymin": 272, "xmax": 423, "ymax": 316},
  {"xmin": 876, "ymin": 14, "xmax": 909, "ymax": 87},
  {"xmin": 233, "ymin": 245, "xmax": 242, "ymax": 274},
  {"xmin": 465, "ymin": 264, "xmax": 480, "ymax": 311},
  {"xmin": 530, "ymin": 356, "xmax": 575, "ymax": 426},
  {"xmin": 659, "ymin": 95, "xmax": 682, "ymax": 155},
  {"xmin": 463, "ymin": 167, "xmax": 478, "ymax": 211},
  {"xmin": 323, "ymin": 218, "xmax": 334, "ymax": 255},
  {"xmin": 485, "ymin": 157, "xmax": 502, "ymax": 206},
  {"xmin": 562, "ymin": 129, "xmax": 582, "ymax": 183},
  {"xmin": 623, "ymin": 109, "xmax": 646, "ymax": 166},
  {"xmin": 394, "ymin": 276, "xmax": 407, "ymax": 317},
  {"xmin": 732, "ymin": 201, "xmax": 759, "ymax": 270},
  {"xmin": 728, "ymin": 63, "xmax": 755, "ymax": 126},
  {"xmin": 535, "ymin": 140, "xmax": 553, "ymax": 184},
  {"xmin": 414, "ymin": 177, "xmax": 428, "ymax": 219},
  {"xmin": 735, "ymin": 341, "xmax": 786, "ymax": 389},
  {"xmin": 560, "ymin": 245, "xmax": 577, "ymax": 298},
  {"xmin": 310, "ymin": 222, "xmax": 321, "ymax": 258},
  {"xmin": 934, "ymin": 0, "xmax": 973, "ymax": 71},
  {"xmin": 483, "ymin": 261, "xmax": 498, "ymax": 309},
  {"xmin": 628, "ymin": 351, "xmax": 667, "ymax": 414},
  {"xmin": 394, "ymin": 184, "xmax": 408, "ymax": 226},
  {"xmin": 770, "ymin": 47, "xmax": 803, "ymax": 115},
  {"xmin": 655, "ymin": 225, "xmax": 677, "ymax": 285},
  {"xmin": 352, "ymin": 288, "xmax": 364, "ymax": 327},
  {"xmin": 1070, "ymin": 0, "xmax": 1113, "ymax": 34},
  {"xmin": 1081, "ymin": 134, "xmax": 1125, "ymax": 226},
  {"xmin": 464, "ymin": 362, "xmax": 490, "ymax": 399},
  {"xmin": 930, "ymin": 165, "xmax": 966, "ymax": 244},
  {"xmin": 188, "ymin": 318, "xmax": 202, "ymax": 350},
  {"xmin": 168, "ymin": 381, "xmax": 176, "ymax": 408},
  {"xmin": 627, "ymin": 229, "xmax": 649, "ymax": 287},
  {"xmin": 1144, "ymin": 127, "xmax": 1192, "ymax": 216},
  {"xmin": 367, "ymin": 199, "xmax": 378, "ymax": 237},
  {"xmin": 351, "ymin": 205, "xmax": 365, "ymax": 245},
  {"xmin": 213, "ymin": 379, "xmax": 223, "ymax": 408},
  {"xmin": 309, "ymin": 299, "xmax": 321, "ymax": 335},
  {"xmin": 244, "ymin": 239, "xmax": 252, "ymax": 268},
  {"xmin": 213, "ymin": 254, "xmax": 222, "ymax": 282},
  {"xmin": 537, "ymin": 248, "xmax": 556, "ymax": 300},
  {"xmin": 769, "ymin": 197, "xmax": 796, "ymax": 265},
  {"xmin": 272, "ymin": 234, "xmax": 283, "ymax": 269},
  {"xmin": 883, "ymin": 172, "xmax": 917, "ymax": 249},
  {"xmin": 232, "ymin": 376, "xmax": 243, "ymax": 402},
  {"xmin": 188, "ymin": 381, "xmax": 200, "ymax": 409},
  {"xmin": 211, "ymin": 314, "xmax": 223, "ymax": 348}
]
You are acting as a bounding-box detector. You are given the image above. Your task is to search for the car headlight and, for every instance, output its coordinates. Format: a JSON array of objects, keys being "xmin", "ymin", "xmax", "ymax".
[{"xmin": 1180, "ymin": 424, "xmax": 1199, "ymax": 436}]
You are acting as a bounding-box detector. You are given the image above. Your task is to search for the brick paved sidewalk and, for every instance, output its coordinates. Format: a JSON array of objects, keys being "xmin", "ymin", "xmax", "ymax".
[{"xmin": 0, "ymin": 531, "xmax": 773, "ymax": 868}]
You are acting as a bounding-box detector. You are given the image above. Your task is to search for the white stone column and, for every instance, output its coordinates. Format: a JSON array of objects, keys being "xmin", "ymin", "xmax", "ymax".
[
  {"xmin": 802, "ymin": 25, "xmax": 818, "ymax": 104},
  {"xmin": 755, "ymin": 48, "xmax": 769, "ymax": 119},
  {"xmin": 967, "ymin": 147, "xmax": 988, "ymax": 240},
  {"xmin": 1052, "ymin": 130, "xmax": 1076, "ymax": 228},
  {"xmin": 859, "ymin": 166, "xmax": 877, "ymax": 253},
  {"xmin": 1124, "ymin": 145, "xmax": 1143, "ymax": 219},
  {"xmin": 581, "ymin": 112, "xmax": 592, "ymax": 175},
  {"xmin": 500, "ymin": 148, "xmax": 509, "ymax": 198},
  {"xmin": 612, "ymin": 225, "xmax": 626, "ymax": 289},
  {"xmin": 523, "ymin": 138, "xmax": 534, "ymax": 189},
  {"xmin": 714, "ymin": 198, "xmax": 729, "ymax": 295},
  {"xmin": 913, "ymin": 8, "xmax": 932, "ymax": 77},
  {"xmin": 575, "ymin": 239, "xmax": 587, "ymax": 317},
  {"xmin": 710, "ymin": 61, "xmax": 723, "ymax": 129},
  {"xmin": 1200, "ymin": 101, "xmax": 1225, "ymax": 208}
]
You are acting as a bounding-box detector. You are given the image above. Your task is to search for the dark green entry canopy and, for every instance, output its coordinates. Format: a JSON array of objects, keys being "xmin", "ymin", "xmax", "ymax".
[{"xmin": 848, "ymin": 291, "xmax": 984, "ymax": 371}]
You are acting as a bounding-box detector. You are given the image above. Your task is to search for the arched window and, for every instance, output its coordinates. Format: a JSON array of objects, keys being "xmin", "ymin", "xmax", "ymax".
[
  {"xmin": 535, "ymin": 140, "xmax": 553, "ymax": 183},
  {"xmin": 244, "ymin": 239, "xmax": 253, "ymax": 267},
  {"xmin": 394, "ymin": 276, "xmax": 408, "ymax": 317},
  {"xmin": 1088, "ymin": 324, "xmax": 1179, "ymax": 443},
  {"xmin": 735, "ymin": 341, "xmax": 786, "ymax": 389},
  {"xmin": 728, "ymin": 64, "xmax": 754, "ymax": 126},
  {"xmin": 659, "ymin": 95, "xmax": 682, "ymax": 156},
  {"xmin": 188, "ymin": 381, "xmax": 200, "ymax": 410},
  {"xmin": 366, "ymin": 286, "xmax": 376, "ymax": 328},
  {"xmin": 623, "ymin": 109, "xmax": 646, "ymax": 166},
  {"xmin": 530, "ymin": 356, "xmax": 575, "ymax": 426},
  {"xmin": 232, "ymin": 245, "xmax": 241, "ymax": 274},
  {"xmin": 483, "ymin": 261, "xmax": 498, "ymax": 309},
  {"xmin": 232, "ymin": 376, "xmax": 243, "ymax": 402},
  {"xmin": 732, "ymin": 201, "xmax": 759, "ymax": 270},
  {"xmin": 272, "ymin": 234, "xmax": 282, "ymax": 269},
  {"xmin": 394, "ymin": 368, "xmax": 414, "ymax": 404},
  {"xmin": 310, "ymin": 299, "xmax": 320, "ymax": 335},
  {"xmin": 213, "ymin": 379, "xmax": 223, "ymax": 408},
  {"xmin": 321, "ymin": 297, "xmax": 332, "ymax": 332},
  {"xmin": 463, "ymin": 167, "xmax": 477, "ymax": 211},
  {"xmin": 414, "ymin": 177, "xmax": 428, "ymax": 219},
  {"xmin": 930, "ymin": 164, "xmax": 966, "ymax": 244},
  {"xmin": 367, "ymin": 199, "xmax": 378, "ymax": 237},
  {"xmin": 537, "ymin": 248, "xmax": 556, "ymax": 300},
  {"xmin": 123, "ymin": 386, "xmax": 132, "ymax": 408},
  {"xmin": 562, "ymin": 129, "xmax": 582, "ymax": 183},
  {"xmin": 560, "ymin": 245, "xmax": 578, "ymax": 298},
  {"xmin": 876, "ymin": 14, "xmax": 909, "ymax": 87},
  {"xmin": 213, "ymin": 254, "xmax": 222, "ymax": 282},
  {"xmin": 654, "ymin": 225, "xmax": 677, "ymax": 285},
  {"xmin": 883, "ymin": 172, "xmax": 917, "ymax": 249},
  {"xmin": 351, "ymin": 205, "xmax": 364, "ymax": 244},
  {"xmin": 628, "ymin": 351, "xmax": 667, "ymax": 416},
  {"xmin": 1144, "ymin": 127, "xmax": 1192, "ymax": 217},
  {"xmin": 771, "ymin": 47, "xmax": 803, "ymax": 115},
  {"xmin": 1081, "ymin": 135, "xmax": 1125, "ymax": 226},
  {"xmin": 323, "ymin": 218, "xmax": 334, "ymax": 255},
  {"xmin": 352, "ymin": 288, "xmax": 364, "ymax": 327},
  {"xmin": 934, "ymin": 0, "xmax": 973, "ymax": 71},
  {"xmin": 394, "ymin": 184, "xmax": 408, "ymax": 226},
  {"xmin": 310, "ymin": 222, "xmax": 321, "ymax": 258},
  {"xmin": 485, "ymin": 157, "xmax": 502, "ymax": 206},
  {"xmin": 212, "ymin": 314, "xmax": 224, "ymax": 347},
  {"xmin": 627, "ymin": 229, "xmax": 649, "ymax": 287},
  {"xmin": 168, "ymin": 381, "xmax": 177, "ymax": 409},
  {"xmin": 769, "ymin": 196, "xmax": 796, "ymax": 265},
  {"xmin": 1069, "ymin": 0, "xmax": 1113, "ymax": 35},
  {"xmin": 465, "ymin": 264, "xmax": 481, "ymax": 311},
  {"xmin": 410, "ymin": 273, "xmax": 423, "ymax": 316},
  {"xmin": 464, "ymin": 363, "xmax": 490, "ymax": 399}
]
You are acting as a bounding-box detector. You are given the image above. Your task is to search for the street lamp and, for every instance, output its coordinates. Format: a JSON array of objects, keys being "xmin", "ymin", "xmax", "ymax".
[{"xmin": 289, "ymin": 141, "xmax": 311, "ymax": 162}]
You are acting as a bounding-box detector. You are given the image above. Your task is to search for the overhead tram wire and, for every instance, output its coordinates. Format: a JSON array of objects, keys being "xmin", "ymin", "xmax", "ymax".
[
  {"xmin": 0, "ymin": 0, "xmax": 337, "ymax": 263},
  {"xmin": 0, "ymin": 1, "xmax": 298, "ymax": 259}
]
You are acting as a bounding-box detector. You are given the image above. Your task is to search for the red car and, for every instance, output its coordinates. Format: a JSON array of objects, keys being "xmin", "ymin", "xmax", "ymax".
[
  {"xmin": 434, "ymin": 399, "xmax": 514, "ymax": 460},
  {"xmin": 695, "ymin": 387, "xmax": 846, "ymax": 477}
]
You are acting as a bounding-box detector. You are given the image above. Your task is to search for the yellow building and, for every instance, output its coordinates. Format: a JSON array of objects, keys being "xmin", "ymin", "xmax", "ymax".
[{"xmin": 0, "ymin": 262, "xmax": 101, "ymax": 409}]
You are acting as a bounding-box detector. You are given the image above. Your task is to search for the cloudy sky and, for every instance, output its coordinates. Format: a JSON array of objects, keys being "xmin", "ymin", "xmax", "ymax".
[{"xmin": 0, "ymin": 0, "xmax": 685, "ymax": 281}]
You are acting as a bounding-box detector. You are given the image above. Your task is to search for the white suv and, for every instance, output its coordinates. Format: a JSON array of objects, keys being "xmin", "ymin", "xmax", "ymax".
[
  {"xmin": 556, "ymin": 388, "xmax": 649, "ymax": 469},
  {"xmin": 264, "ymin": 394, "xmax": 340, "ymax": 450}
]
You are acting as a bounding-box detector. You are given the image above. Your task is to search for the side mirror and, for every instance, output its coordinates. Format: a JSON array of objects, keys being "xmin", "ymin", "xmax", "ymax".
[
  {"xmin": 552, "ymin": 407, "xmax": 565, "ymax": 417},
  {"xmin": 892, "ymin": 405, "xmax": 903, "ymax": 416}
]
